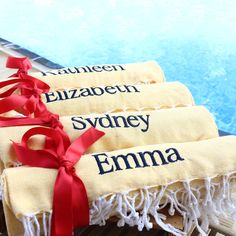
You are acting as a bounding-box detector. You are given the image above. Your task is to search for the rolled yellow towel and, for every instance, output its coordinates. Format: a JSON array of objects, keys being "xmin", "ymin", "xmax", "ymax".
[
  {"xmin": 32, "ymin": 61, "xmax": 165, "ymax": 88},
  {"xmin": 0, "ymin": 81, "xmax": 193, "ymax": 118},
  {"xmin": 42, "ymin": 82, "xmax": 194, "ymax": 116},
  {"xmin": 2, "ymin": 136, "xmax": 236, "ymax": 236},
  {"xmin": 0, "ymin": 106, "xmax": 218, "ymax": 171}
]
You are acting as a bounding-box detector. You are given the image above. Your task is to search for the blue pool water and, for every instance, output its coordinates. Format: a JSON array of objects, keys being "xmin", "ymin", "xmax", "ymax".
[{"xmin": 1, "ymin": 0, "xmax": 236, "ymax": 134}]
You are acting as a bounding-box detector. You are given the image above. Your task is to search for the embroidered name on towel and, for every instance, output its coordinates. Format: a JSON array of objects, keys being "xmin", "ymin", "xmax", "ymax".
[
  {"xmin": 40, "ymin": 64, "xmax": 125, "ymax": 76},
  {"xmin": 44, "ymin": 85, "xmax": 140, "ymax": 103},
  {"xmin": 71, "ymin": 114, "xmax": 150, "ymax": 132},
  {"xmin": 93, "ymin": 148, "xmax": 184, "ymax": 175}
]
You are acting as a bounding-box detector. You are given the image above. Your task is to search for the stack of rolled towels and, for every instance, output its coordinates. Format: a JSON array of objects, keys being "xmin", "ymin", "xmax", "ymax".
[{"xmin": 0, "ymin": 58, "xmax": 235, "ymax": 236}]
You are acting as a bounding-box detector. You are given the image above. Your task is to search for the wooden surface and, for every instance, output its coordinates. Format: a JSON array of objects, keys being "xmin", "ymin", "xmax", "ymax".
[
  {"xmin": 74, "ymin": 223, "xmax": 170, "ymax": 236},
  {"xmin": 0, "ymin": 201, "xmax": 6, "ymax": 234}
]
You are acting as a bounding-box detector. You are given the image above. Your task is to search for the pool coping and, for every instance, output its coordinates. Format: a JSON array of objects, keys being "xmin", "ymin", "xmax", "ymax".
[{"xmin": 0, "ymin": 37, "xmax": 63, "ymax": 70}]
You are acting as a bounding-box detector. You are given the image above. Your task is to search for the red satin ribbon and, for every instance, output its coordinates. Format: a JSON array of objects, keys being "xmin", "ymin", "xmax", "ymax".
[
  {"xmin": 1, "ymin": 57, "xmax": 51, "ymax": 121},
  {"xmin": 13, "ymin": 126, "xmax": 105, "ymax": 236},
  {"xmin": 0, "ymin": 58, "xmax": 60, "ymax": 126},
  {"xmin": 6, "ymin": 56, "xmax": 32, "ymax": 78},
  {"xmin": 0, "ymin": 76, "xmax": 71, "ymax": 147},
  {"xmin": 0, "ymin": 75, "xmax": 49, "ymax": 115},
  {"xmin": 1, "ymin": 56, "xmax": 71, "ymax": 147}
]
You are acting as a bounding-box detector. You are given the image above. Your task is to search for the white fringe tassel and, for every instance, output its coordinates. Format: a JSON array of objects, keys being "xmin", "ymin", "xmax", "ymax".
[
  {"xmin": 20, "ymin": 173, "xmax": 236, "ymax": 236},
  {"xmin": 21, "ymin": 212, "xmax": 52, "ymax": 236}
]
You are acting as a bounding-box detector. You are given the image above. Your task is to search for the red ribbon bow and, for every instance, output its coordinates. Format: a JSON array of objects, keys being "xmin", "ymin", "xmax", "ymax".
[
  {"xmin": 6, "ymin": 56, "xmax": 32, "ymax": 78},
  {"xmin": 0, "ymin": 76, "xmax": 51, "ymax": 126},
  {"xmin": 1, "ymin": 56, "xmax": 52, "ymax": 127},
  {"xmin": 13, "ymin": 126, "xmax": 105, "ymax": 236},
  {"xmin": 1, "ymin": 56, "xmax": 70, "ymax": 147},
  {"xmin": 2, "ymin": 56, "xmax": 49, "ymax": 118}
]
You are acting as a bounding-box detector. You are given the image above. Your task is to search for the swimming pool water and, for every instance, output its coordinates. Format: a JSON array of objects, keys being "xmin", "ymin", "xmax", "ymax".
[{"xmin": 1, "ymin": 0, "xmax": 236, "ymax": 134}]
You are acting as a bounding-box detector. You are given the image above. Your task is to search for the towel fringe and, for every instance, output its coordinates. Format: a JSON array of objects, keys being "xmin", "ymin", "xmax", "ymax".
[
  {"xmin": 90, "ymin": 173, "xmax": 236, "ymax": 236},
  {"xmin": 21, "ymin": 212, "xmax": 52, "ymax": 236},
  {"xmin": 18, "ymin": 172, "xmax": 236, "ymax": 236}
]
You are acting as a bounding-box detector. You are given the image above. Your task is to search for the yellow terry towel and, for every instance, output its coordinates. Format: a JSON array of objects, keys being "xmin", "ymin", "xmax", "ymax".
[
  {"xmin": 31, "ymin": 61, "xmax": 165, "ymax": 88},
  {"xmin": 2, "ymin": 136, "xmax": 236, "ymax": 236},
  {"xmin": 0, "ymin": 106, "xmax": 218, "ymax": 172},
  {"xmin": 42, "ymin": 82, "xmax": 194, "ymax": 116}
]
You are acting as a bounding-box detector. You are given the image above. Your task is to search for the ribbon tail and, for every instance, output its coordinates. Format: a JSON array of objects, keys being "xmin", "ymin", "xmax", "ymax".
[
  {"xmin": 65, "ymin": 127, "xmax": 105, "ymax": 163},
  {"xmin": 0, "ymin": 95, "xmax": 28, "ymax": 114},
  {"xmin": 52, "ymin": 167, "xmax": 73, "ymax": 236},
  {"xmin": 72, "ymin": 175, "xmax": 89, "ymax": 228},
  {"xmin": 0, "ymin": 117, "xmax": 46, "ymax": 127}
]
